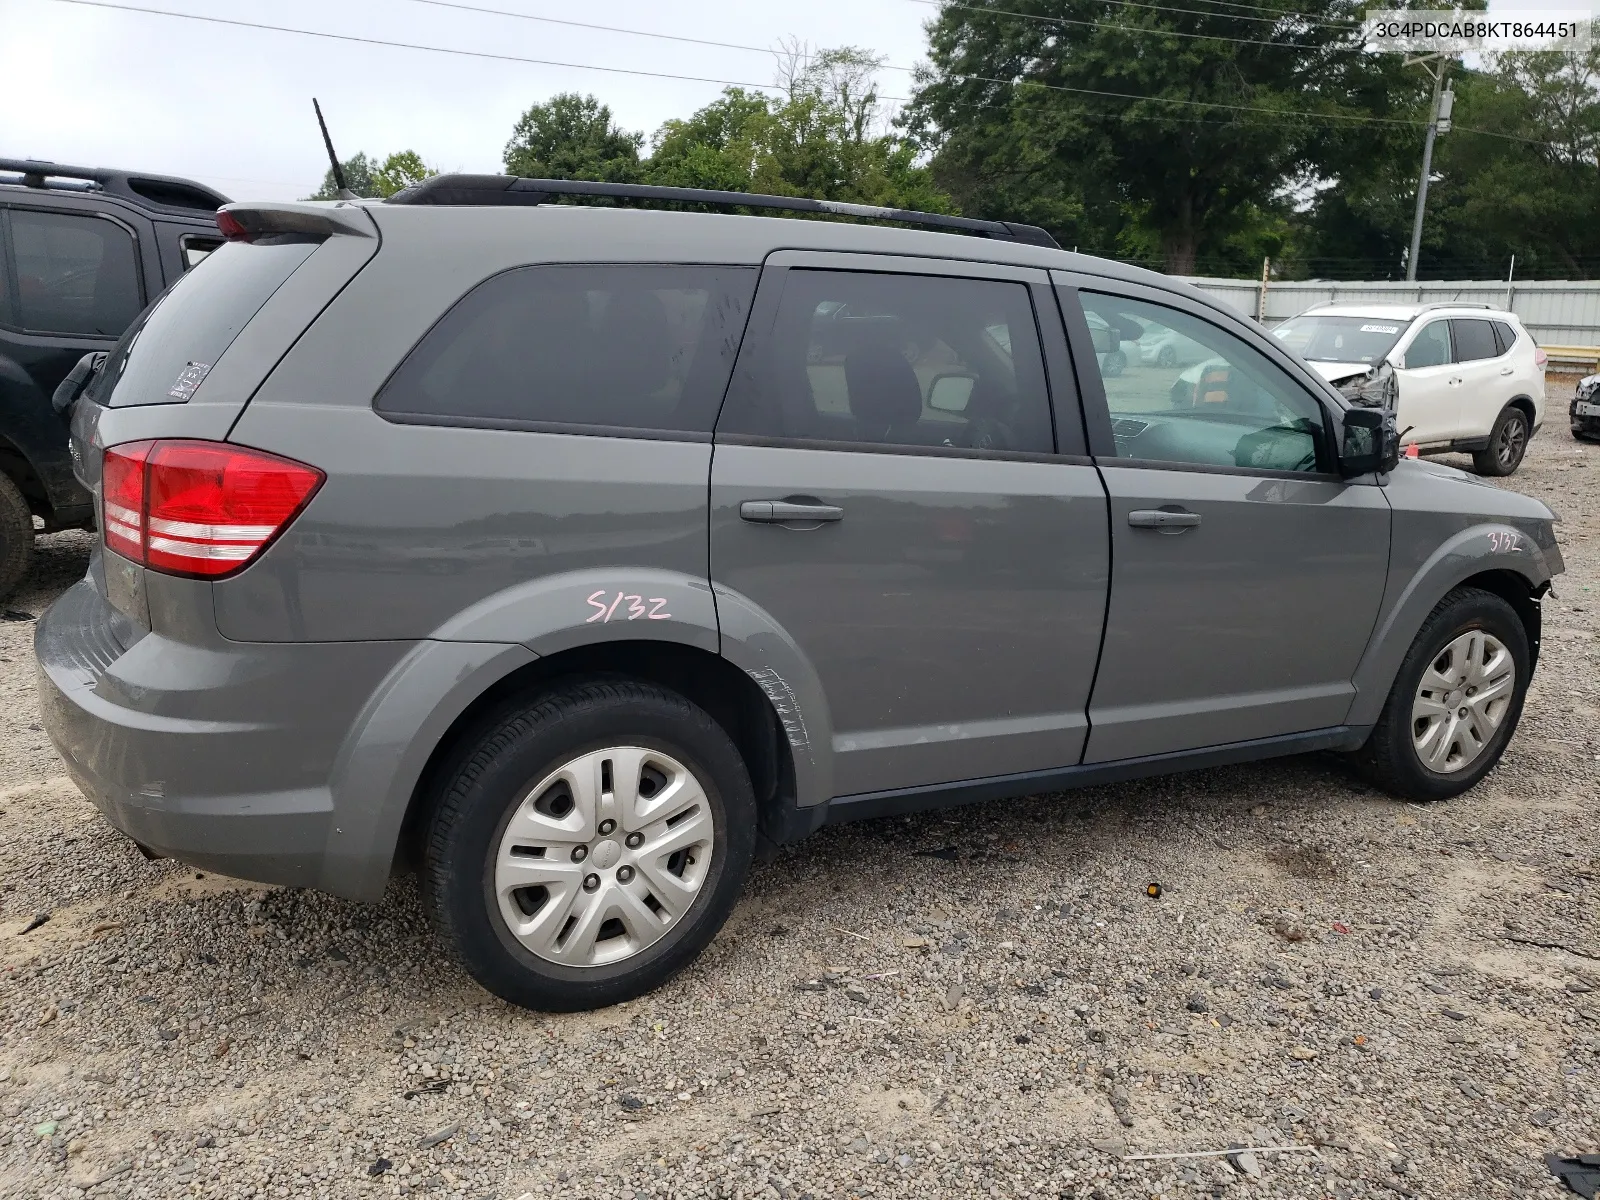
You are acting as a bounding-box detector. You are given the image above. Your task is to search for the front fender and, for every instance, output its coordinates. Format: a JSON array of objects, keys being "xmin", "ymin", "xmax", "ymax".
[{"xmin": 1347, "ymin": 522, "xmax": 1553, "ymax": 728}]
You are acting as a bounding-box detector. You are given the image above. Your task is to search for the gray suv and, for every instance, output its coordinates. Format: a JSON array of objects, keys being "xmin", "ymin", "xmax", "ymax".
[{"xmin": 35, "ymin": 177, "xmax": 1563, "ymax": 1011}]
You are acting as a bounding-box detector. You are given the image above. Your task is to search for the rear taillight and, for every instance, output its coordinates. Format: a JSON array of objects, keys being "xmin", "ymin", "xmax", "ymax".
[
  {"xmin": 1534, "ymin": 346, "xmax": 1548, "ymax": 367},
  {"xmin": 100, "ymin": 439, "xmax": 323, "ymax": 578}
]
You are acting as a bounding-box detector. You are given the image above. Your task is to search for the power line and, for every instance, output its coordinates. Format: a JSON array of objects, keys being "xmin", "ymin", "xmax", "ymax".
[
  {"xmin": 399, "ymin": 0, "xmax": 795, "ymax": 62},
  {"xmin": 45, "ymin": 0, "xmax": 1570, "ymax": 152},
  {"xmin": 48, "ymin": 0, "xmax": 794, "ymax": 94},
  {"xmin": 907, "ymin": 0, "xmax": 1361, "ymax": 32},
  {"xmin": 902, "ymin": 0, "xmax": 1352, "ymax": 49}
]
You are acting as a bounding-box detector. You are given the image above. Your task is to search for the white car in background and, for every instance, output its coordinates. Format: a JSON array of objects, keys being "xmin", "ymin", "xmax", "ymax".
[
  {"xmin": 1136, "ymin": 326, "xmax": 1210, "ymax": 369},
  {"xmin": 1270, "ymin": 303, "xmax": 1546, "ymax": 476}
]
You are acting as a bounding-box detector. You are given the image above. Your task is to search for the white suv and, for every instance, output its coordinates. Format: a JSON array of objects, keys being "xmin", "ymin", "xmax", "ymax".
[{"xmin": 1270, "ymin": 303, "xmax": 1546, "ymax": 475}]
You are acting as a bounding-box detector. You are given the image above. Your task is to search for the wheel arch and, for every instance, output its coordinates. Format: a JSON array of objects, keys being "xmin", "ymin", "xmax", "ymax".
[
  {"xmin": 1507, "ymin": 395, "xmax": 1537, "ymax": 426},
  {"xmin": 1347, "ymin": 528, "xmax": 1553, "ymax": 729},
  {"xmin": 392, "ymin": 641, "xmax": 801, "ymax": 880},
  {"xmin": 1457, "ymin": 567, "xmax": 1543, "ymax": 670}
]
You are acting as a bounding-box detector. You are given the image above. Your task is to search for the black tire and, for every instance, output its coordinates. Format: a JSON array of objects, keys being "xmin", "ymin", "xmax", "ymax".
[
  {"xmin": 0, "ymin": 473, "xmax": 34, "ymax": 603},
  {"xmin": 1472, "ymin": 406, "xmax": 1530, "ymax": 476},
  {"xmin": 1103, "ymin": 350, "xmax": 1126, "ymax": 378},
  {"xmin": 1350, "ymin": 587, "xmax": 1530, "ymax": 802},
  {"xmin": 422, "ymin": 678, "xmax": 756, "ymax": 1011},
  {"xmin": 1157, "ymin": 345, "xmax": 1177, "ymax": 368}
]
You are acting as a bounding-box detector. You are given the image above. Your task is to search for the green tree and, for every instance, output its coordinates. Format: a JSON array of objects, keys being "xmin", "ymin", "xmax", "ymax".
[
  {"xmin": 307, "ymin": 151, "xmax": 380, "ymax": 200},
  {"xmin": 905, "ymin": 0, "xmax": 1400, "ymax": 273},
  {"xmin": 503, "ymin": 92, "xmax": 643, "ymax": 181},
  {"xmin": 646, "ymin": 47, "xmax": 948, "ymax": 211},
  {"xmin": 372, "ymin": 150, "xmax": 437, "ymax": 197},
  {"xmin": 306, "ymin": 149, "xmax": 436, "ymax": 200},
  {"xmin": 1429, "ymin": 50, "xmax": 1600, "ymax": 278}
]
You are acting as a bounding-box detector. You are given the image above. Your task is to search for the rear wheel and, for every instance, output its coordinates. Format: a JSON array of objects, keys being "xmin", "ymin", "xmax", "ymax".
[
  {"xmin": 0, "ymin": 473, "xmax": 34, "ymax": 602},
  {"xmin": 422, "ymin": 679, "xmax": 755, "ymax": 1011},
  {"xmin": 1350, "ymin": 587, "xmax": 1529, "ymax": 801},
  {"xmin": 1156, "ymin": 345, "xmax": 1177, "ymax": 368},
  {"xmin": 1473, "ymin": 406, "xmax": 1530, "ymax": 476},
  {"xmin": 1103, "ymin": 350, "xmax": 1126, "ymax": 377}
]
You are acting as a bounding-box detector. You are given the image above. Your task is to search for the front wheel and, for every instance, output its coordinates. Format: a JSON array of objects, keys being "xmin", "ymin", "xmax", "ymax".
[
  {"xmin": 1473, "ymin": 406, "xmax": 1530, "ymax": 476},
  {"xmin": 422, "ymin": 679, "xmax": 756, "ymax": 1011},
  {"xmin": 1349, "ymin": 587, "xmax": 1529, "ymax": 801},
  {"xmin": 1102, "ymin": 350, "xmax": 1126, "ymax": 378}
]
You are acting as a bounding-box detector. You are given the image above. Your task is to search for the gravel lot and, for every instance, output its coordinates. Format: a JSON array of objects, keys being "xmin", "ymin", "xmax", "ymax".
[{"xmin": 3, "ymin": 398, "xmax": 1598, "ymax": 1200}]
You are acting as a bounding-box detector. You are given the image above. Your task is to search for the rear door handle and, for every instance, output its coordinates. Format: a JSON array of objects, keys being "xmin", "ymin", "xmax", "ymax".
[
  {"xmin": 740, "ymin": 500, "xmax": 844, "ymax": 523},
  {"xmin": 1128, "ymin": 508, "xmax": 1201, "ymax": 530},
  {"xmin": 1499, "ymin": 367, "xmax": 1514, "ymax": 376}
]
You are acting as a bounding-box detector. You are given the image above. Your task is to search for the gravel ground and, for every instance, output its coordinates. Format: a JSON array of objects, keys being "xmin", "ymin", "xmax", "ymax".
[{"xmin": 3, "ymin": 401, "xmax": 1599, "ymax": 1200}]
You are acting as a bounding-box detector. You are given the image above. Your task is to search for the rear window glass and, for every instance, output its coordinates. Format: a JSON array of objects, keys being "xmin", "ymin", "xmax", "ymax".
[
  {"xmin": 89, "ymin": 238, "xmax": 318, "ymax": 407},
  {"xmin": 376, "ymin": 265, "xmax": 757, "ymax": 437}
]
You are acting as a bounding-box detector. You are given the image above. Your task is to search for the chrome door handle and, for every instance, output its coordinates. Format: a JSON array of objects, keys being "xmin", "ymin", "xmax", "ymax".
[
  {"xmin": 740, "ymin": 500, "xmax": 844, "ymax": 523},
  {"xmin": 1128, "ymin": 508, "xmax": 1201, "ymax": 530},
  {"xmin": 1499, "ymin": 367, "xmax": 1514, "ymax": 375}
]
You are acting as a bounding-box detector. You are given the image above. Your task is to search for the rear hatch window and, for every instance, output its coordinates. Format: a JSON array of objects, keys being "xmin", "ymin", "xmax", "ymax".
[{"xmin": 89, "ymin": 237, "xmax": 319, "ymax": 407}]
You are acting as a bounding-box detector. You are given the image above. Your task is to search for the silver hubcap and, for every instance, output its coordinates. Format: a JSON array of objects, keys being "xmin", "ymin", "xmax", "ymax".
[
  {"xmin": 1412, "ymin": 630, "xmax": 1515, "ymax": 774},
  {"xmin": 493, "ymin": 746, "xmax": 715, "ymax": 968}
]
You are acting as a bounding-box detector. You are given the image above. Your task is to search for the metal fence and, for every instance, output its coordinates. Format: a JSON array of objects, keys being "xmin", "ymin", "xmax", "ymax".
[{"xmin": 1177, "ymin": 276, "xmax": 1600, "ymax": 349}]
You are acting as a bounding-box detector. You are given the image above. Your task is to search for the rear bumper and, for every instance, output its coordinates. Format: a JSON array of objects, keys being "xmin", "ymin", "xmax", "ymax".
[{"xmin": 35, "ymin": 580, "xmax": 414, "ymax": 895}]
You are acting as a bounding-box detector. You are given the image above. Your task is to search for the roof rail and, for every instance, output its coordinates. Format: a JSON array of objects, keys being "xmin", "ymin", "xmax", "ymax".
[
  {"xmin": 0, "ymin": 157, "xmax": 229, "ymax": 214},
  {"xmin": 384, "ymin": 174, "xmax": 1060, "ymax": 248}
]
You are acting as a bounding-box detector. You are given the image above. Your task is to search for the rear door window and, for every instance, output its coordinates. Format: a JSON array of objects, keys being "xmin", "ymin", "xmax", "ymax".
[
  {"xmin": 1451, "ymin": 318, "xmax": 1499, "ymax": 363},
  {"xmin": 4, "ymin": 209, "xmax": 142, "ymax": 336},
  {"xmin": 376, "ymin": 265, "xmax": 757, "ymax": 437},
  {"xmin": 717, "ymin": 269, "xmax": 1055, "ymax": 455},
  {"xmin": 90, "ymin": 237, "xmax": 319, "ymax": 407}
]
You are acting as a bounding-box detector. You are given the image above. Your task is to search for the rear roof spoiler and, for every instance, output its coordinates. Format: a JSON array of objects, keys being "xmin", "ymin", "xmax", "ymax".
[
  {"xmin": 386, "ymin": 174, "xmax": 1060, "ymax": 249},
  {"xmin": 216, "ymin": 201, "xmax": 378, "ymax": 240}
]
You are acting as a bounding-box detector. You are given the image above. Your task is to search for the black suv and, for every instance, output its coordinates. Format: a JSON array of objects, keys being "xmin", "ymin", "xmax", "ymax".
[{"xmin": 0, "ymin": 158, "xmax": 228, "ymax": 597}]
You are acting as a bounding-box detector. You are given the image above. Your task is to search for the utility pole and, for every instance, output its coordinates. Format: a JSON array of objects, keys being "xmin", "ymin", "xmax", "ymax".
[{"xmin": 1405, "ymin": 56, "xmax": 1454, "ymax": 282}]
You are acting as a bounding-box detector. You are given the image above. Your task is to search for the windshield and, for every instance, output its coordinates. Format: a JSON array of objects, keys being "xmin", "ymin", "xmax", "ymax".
[{"xmin": 1271, "ymin": 315, "xmax": 1409, "ymax": 365}]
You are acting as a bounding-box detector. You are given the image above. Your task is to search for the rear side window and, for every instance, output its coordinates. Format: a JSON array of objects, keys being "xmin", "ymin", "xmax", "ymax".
[
  {"xmin": 1452, "ymin": 318, "xmax": 1499, "ymax": 363},
  {"xmin": 717, "ymin": 270, "xmax": 1054, "ymax": 455},
  {"xmin": 90, "ymin": 238, "xmax": 319, "ymax": 407},
  {"xmin": 4, "ymin": 210, "xmax": 142, "ymax": 336},
  {"xmin": 1492, "ymin": 320, "xmax": 1517, "ymax": 355},
  {"xmin": 376, "ymin": 265, "xmax": 757, "ymax": 438}
]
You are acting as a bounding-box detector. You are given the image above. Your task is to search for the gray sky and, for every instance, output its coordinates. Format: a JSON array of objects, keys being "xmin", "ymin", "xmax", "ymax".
[
  {"xmin": 2, "ymin": 0, "xmax": 1578, "ymax": 204},
  {"xmin": 3, "ymin": 0, "xmax": 933, "ymax": 201}
]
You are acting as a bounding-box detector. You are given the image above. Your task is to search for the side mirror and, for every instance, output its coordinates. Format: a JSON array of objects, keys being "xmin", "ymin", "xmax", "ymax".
[
  {"xmin": 1340, "ymin": 406, "xmax": 1400, "ymax": 477},
  {"xmin": 1390, "ymin": 352, "xmax": 1406, "ymax": 371},
  {"xmin": 52, "ymin": 351, "xmax": 107, "ymax": 418},
  {"xmin": 928, "ymin": 373, "xmax": 976, "ymax": 412}
]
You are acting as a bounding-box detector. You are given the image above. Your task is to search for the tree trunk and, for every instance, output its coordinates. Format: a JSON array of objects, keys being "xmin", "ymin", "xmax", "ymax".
[{"xmin": 1162, "ymin": 193, "xmax": 1198, "ymax": 276}]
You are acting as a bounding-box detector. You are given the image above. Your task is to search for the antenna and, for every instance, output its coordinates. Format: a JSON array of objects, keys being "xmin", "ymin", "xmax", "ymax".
[{"xmin": 312, "ymin": 98, "xmax": 358, "ymax": 200}]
